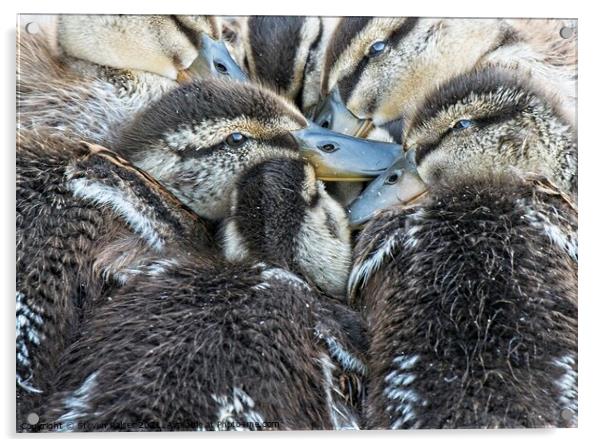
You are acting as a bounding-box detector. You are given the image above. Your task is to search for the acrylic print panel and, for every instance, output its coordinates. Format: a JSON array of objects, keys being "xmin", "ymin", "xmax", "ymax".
[{"xmin": 16, "ymin": 14, "xmax": 577, "ymax": 432}]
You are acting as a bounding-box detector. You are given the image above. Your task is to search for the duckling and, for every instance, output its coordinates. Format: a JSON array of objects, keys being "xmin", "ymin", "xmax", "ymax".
[
  {"xmin": 315, "ymin": 17, "xmax": 576, "ymax": 142},
  {"xmin": 116, "ymin": 78, "xmax": 400, "ymax": 220},
  {"xmin": 239, "ymin": 16, "xmax": 339, "ymax": 115},
  {"xmin": 350, "ymin": 174, "xmax": 577, "ymax": 429},
  {"xmin": 16, "ymin": 129, "xmax": 214, "ymax": 421},
  {"xmin": 346, "ymin": 67, "xmax": 577, "ymax": 428},
  {"xmin": 18, "ymin": 15, "xmax": 246, "ymax": 146},
  {"xmin": 349, "ymin": 65, "xmax": 576, "ymax": 226},
  {"xmin": 39, "ymin": 157, "xmax": 367, "ymax": 431}
]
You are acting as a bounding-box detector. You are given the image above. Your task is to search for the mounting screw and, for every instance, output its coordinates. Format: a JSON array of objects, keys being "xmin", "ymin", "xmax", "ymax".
[
  {"xmin": 26, "ymin": 412, "xmax": 39, "ymax": 425},
  {"xmin": 25, "ymin": 22, "xmax": 40, "ymax": 34},
  {"xmin": 560, "ymin": 26, "xmax": 574, "ymax": 39}
]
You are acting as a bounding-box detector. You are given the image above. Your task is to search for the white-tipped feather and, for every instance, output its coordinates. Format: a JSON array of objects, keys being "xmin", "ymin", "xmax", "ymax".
[
  {"xmin": 67, "ymin": 177, "xmax": 164, "ymax": 251},
  {"xmin": 385, "ymin": 354, "xmax": 423, "ymax": 429},
  {"xmin": 56, "ymin": 372, "xmax": 99, "ymax": 431}
]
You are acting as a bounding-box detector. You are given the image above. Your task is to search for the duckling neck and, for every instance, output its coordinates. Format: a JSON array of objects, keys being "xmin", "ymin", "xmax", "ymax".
[{"xmin": 224, "ymin": 157, "xmax": 308, "ymax": 269}]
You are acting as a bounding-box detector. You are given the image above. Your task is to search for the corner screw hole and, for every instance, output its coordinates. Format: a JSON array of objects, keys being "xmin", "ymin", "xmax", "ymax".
[
  {"xmin": 560, "ymin": 26, "xmax": 574, "ymax": 39},
  {"xmin": 26, "ymin": 412, "xmax": 39, "ymax": 425}
]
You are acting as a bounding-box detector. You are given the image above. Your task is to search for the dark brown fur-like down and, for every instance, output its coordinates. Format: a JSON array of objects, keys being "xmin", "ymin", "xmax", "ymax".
[
  {"xmin": 34, "ymin": 154, "xmax": 365, "ymax": 432},
  {"xmin": 246, "ymin": 16, "xmax": 306, "ymax": 94},
  {"xmin": 349, "ymin": 174, "xmax": 577, "ymax": 429},
  {"xmin": 39, "ymin": 259, "xmax": 364, "ymax": 431},
  {"xmin": 16, "ymin": 130, "xmax": 213, "ymax": 424}
]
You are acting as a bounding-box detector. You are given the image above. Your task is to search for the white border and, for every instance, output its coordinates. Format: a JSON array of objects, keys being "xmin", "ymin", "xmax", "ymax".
[{"xmin": 3, "ymin": 1, "xmax": 600, "ymax": 446}]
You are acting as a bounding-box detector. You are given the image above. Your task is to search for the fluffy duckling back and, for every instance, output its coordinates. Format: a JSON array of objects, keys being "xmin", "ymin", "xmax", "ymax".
[
  {"xmin": 223, "ymin": 158, "xmax": 352, "ymax": 297},
  {"xmin": 39, "ymin": 157, "xmax": 365, "ymax": 431},
  {"xmin": 240, "ymin": 16, "xmax": 338, "ymax": 115},
  {"xmin": 351, "ymin": 174, "xmax": 577, "ymax": 428},
  {"xmin": 16, "ymin": 130, "xmax": 213, "ymax": 421}
]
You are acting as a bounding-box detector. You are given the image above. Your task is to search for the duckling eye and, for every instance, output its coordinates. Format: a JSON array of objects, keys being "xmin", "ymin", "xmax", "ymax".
[
  {"xmin": 385, "ymin": 171, "xmax": 401, "ymax": 185},
  {"xmin": 319, "ymin": 143, "xmax": 339, "ymax": 153},
  {"xmin": 225, "ymin": 132, "xmax": 247, "ymax": 147},
  {"xmin": 214, "ymin": 60, "xmax": 228, "ymax": 75},
  {"xmin": 452, "ymin": 119, "xmax": 474, "ymax": 130},
  {"xmin": 368, "ymin": 40, "xmax": 387, "ymax": 57}
]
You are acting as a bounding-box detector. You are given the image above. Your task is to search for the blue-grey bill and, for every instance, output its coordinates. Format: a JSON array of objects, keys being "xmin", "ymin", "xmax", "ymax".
[
  {"xmin": 347, "ymin": 151, "xmax": 428, "ymax": 227},
  {"xmin": 292, "ymin": 122, "xmax": 401, "ymax": 181},
  {"xmin": 312, "ymin": 87, "xmax": 374, "ymax": 137},
  {"xmin": 188, "ymin": 34, "xmax": 248, "ymax": 81}
]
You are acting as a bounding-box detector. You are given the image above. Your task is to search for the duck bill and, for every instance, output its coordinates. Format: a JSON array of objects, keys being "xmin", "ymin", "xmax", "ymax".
[
  {"xmin": 292, "ymin": 122, "xmax": 401, "ymax": 181},
  {"xmin": 347, "ymin": 150, "xmax": 428, "ymax": 227},
  {"xmin": 313, "ymin": 87, "xmax": 374, "ymax": 138},
  {"xmin": 188, "ymin": 34, "xmax": 248, "ymax": 81}
]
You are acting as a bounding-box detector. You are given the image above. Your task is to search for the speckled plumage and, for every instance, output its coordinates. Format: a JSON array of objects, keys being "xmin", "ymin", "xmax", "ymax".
[
  {"xmin": 37, "ymin": 156, "xmax": 363, "ymax": 432},
  {"xmin": 347, "ymin": 66, "xmax": 578, "ymax": 429},
  {"xmin": 116, "ymin": 78, "xmax": 307, "ymax": 220},
  {"xmin": 350, "ymin": 174, "xmax": 577, "ymax": 428},
  {"xmin": 16, "ymin": 130, "xmax": 213, "ymax": 423},
  {"xmin": 39, "ymin": 259, "xmax": 365, "ymax": 431},
  {"xmin": 405, "ymin": 67, "xmax": 577, "ymax": 196}
]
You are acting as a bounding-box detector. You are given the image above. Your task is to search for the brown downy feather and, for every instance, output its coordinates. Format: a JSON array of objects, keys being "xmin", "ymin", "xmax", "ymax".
[
  {"xmin": 349, "ymin": 173, "xmax": 577, "ymax": 428},
  {"xmin": 16, "ymin": 129, "xmax": 214, "ymax": 425},
  {"xmin": 36, "ymin": 157, "xmax": 366, "ymax": 432}
]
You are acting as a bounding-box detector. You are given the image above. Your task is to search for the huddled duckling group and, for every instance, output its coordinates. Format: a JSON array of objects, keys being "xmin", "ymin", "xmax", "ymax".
[{"xmin": 17, "ymin": 14, "xmax": 577, "ymax": 431}]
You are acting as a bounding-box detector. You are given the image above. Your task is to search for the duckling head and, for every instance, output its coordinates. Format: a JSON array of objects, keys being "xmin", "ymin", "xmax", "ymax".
[
  {"xmin": 223, "ymin": 157, "xmax": 351, "ymax": 297},
  {"xmin": 315, "ymin": 18, "xmax": 572, "ymax": 141},
  {"xmin": 317, "ymin": 17, "xmax": 419, "ymax": 137},
  {"xmin": 118, "ymin": 78, "xmax": 400, "ymax": 220},
  {"xmin": 348, "ymin": 67, "xmax": 577, "ymax": 226},
  {"xmin": 57, "ymin": 15, "xmax": 246, "ymax": 82}
]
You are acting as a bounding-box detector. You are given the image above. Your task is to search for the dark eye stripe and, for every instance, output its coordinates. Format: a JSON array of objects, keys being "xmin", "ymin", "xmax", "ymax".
[
  {"xmin": 264, "ymin": 133, "xmax": 299, "ymax": 150},
  {"xmin": 412, "ymin": 67, "xmax": 529, "ymax": 131},
  {"xmin": 338, "ymin": 57, "xmax": 369, "ymax": 104},
  {"xmin": 414, "ymin": 109, "xmax": 523, "ymax": 164},
  {"xmin": 472, "ymin": 109, "xmax": 523, "ymax": 128},
  {"xmin": 322, "ymin": 17, "xmax": 372, "ymax": 94},
  {"xmin": 179, "ymin": 133, "xmax": 299, "ymax": 159},
  {"xmin": 179, "ymin": 142, "xmax": 225, "ymax": 158},
  {"xmin": 414, "ymin": 135, "xmax": 445, "ymax": 165},
  {"xmin": 294, "ymin": 20, "xmax": 323, "ymax": 109},
  {"xmin": 388, "ymin": 17, "xmax": 419, "ymax": 47}
]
